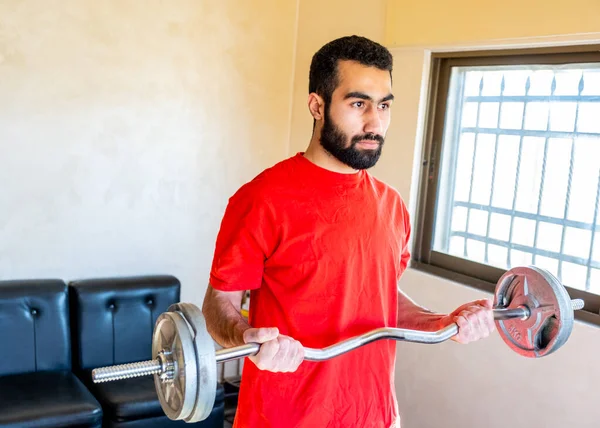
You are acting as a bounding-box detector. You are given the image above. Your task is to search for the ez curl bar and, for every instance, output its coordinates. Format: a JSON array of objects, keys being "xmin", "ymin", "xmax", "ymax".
[{"xmin": 91, "ymin": 266, "xmax": 584, "ymax": 423}]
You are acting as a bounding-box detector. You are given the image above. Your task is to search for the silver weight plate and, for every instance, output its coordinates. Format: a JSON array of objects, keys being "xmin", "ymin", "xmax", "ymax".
[
  {"xmin": 152, "ymin": 311, "xmax": 198, "ymax": 421},
  {"xmin": 168, "ymin": 303, "xmax": 217, "ymax": 423},
  {"xmin": 494, "ymin": 266, "xmax": 574, "ymax": 358}
]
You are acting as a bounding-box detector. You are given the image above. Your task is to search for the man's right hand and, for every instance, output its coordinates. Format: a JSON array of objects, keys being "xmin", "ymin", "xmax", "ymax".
[{"xmin": 242, "ymin": 327, "xmax": 305, "ymax": 373}]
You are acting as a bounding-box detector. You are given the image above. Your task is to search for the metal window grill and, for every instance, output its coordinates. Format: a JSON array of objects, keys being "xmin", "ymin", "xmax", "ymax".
[{"xmin": 442, "ymin": 67, "xmax": 600, "ymax": 293}]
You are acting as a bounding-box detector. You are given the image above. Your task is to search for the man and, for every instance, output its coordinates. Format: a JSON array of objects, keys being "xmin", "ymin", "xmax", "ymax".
[{"xmin": 202, "ymin": 35, "xmax": 495, "ymax": 427}]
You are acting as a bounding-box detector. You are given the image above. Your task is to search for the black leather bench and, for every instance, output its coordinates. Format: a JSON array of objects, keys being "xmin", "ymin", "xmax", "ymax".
[
  {"xmin": 68, "ymin": 275, "xmax": 224, "ymax": 427},
  {"xmin": 0, "ymin": 279, "xmax": 103, "ymax": 428}
]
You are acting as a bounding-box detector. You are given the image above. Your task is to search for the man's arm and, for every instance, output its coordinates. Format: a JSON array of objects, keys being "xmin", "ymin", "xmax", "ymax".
[
  {"xmin": 396, "ymin": 287, "xmax": 496, "ymax": 344},
  {"xmin": 202, "ymin": 284, "xmax": 305, "ymax": 372},
  {"xmin": 396, "ymin": 288, "xmax": 446, "ymax": 331},
  {"xmin": 395, "ymin": 202, "xmax": 494, "ymax": 343},
  {"xmin": 202, "ymin": 285, "xmax": 251, "ymax": 348}
]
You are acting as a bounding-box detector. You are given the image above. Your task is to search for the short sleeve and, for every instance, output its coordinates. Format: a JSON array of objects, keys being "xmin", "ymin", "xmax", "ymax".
[
  {"xmin": 398, "ymin": 198, "xmax": 412, "ymax": 280},
  {"xmin": 209, "ymin": 184, "xmax": 278, "ymax": 292}
]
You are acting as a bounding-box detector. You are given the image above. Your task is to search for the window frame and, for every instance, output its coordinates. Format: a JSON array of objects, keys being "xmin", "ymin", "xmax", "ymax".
[{"xmin": 412, "ymin": 44, "xmax": 600, "ymax": 327}]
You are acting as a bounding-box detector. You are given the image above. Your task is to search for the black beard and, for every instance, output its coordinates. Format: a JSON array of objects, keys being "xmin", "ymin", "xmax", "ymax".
[{"xmin": 319, "ymin": 106, "xmax": 384, "ymax": 170}]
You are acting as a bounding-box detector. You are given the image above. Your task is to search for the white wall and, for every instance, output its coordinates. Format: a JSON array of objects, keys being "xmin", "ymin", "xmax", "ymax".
[
  {"xmin": 0, "ymin": 1, "xmax": 298, "ymax": 307},
  {"xmin": 387, "ymin": 38, "xmax": 600, "ymax": 428}
]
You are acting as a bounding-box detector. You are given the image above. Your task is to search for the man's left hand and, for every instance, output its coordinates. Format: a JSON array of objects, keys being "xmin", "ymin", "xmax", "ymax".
[{"xmin": 442, "ymin": 298, "xmax": 495, "ymax": 344}]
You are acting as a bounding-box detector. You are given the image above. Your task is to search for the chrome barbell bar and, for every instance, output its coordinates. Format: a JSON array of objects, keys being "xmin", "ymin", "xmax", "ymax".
[{"xmin": 92, "ymin": 298, "xmax": 583, "ymax": 383}]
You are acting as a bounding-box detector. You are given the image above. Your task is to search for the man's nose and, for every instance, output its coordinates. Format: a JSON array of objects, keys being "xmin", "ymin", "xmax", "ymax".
[{"xmin": 364, "ymin": 105, "xmax": 383, "ymax": 135}]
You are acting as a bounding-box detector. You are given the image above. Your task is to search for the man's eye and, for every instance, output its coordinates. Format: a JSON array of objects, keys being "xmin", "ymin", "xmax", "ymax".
[
  {"xmin": 352, "ymin": 101, "xmax": 364, "ymax": 108},
  {"xmin": 379, "ymin": 103, "xmax": 390, "ymax": 110}
]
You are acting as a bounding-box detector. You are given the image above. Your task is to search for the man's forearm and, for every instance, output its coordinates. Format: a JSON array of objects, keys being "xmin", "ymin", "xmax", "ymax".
[
  {"xmin": 202, "ymin": 286, "xmax": 251, "ymax": 348},
  {"xmin": 396, "ymin": 288, "xmax": 446, "ymax": 332}
]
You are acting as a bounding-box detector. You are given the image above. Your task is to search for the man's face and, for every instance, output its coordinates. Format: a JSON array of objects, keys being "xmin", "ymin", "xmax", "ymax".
[{"xmin": 319, "ymin": 60, "xmax": 393, "ymax": 170}]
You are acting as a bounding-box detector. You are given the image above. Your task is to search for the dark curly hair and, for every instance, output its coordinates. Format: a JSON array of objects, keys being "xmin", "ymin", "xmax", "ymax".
[{"xmin": 309, "ymin": 35, "xmax": 393, "ymax": 105}]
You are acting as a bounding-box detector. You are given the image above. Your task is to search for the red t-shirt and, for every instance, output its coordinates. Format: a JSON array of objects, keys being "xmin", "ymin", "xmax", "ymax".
[{"xmin": 209, "ymin": 153, "xmax": 411, "ymax": 428}]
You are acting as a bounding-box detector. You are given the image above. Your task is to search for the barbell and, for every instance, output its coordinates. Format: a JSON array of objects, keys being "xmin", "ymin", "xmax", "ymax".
[{"xmin": 91, "ymin": 265, "xmax": 584, "ymax": 423}]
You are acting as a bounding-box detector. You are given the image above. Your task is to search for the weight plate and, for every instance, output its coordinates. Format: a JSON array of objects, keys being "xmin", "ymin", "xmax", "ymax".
[
  {"xmin": 152, "ymin": 311, "xmax": 198, "ymax": 421},
  {"xmin": 168, "ymin": 303, "xmax": 217, "ymax": 423},
  {"xmin": 493, "ymin": 266, "xmax": 574, "ymax": 358}
]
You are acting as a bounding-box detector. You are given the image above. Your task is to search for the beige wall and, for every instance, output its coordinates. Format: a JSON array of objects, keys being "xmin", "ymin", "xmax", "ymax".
[
  {"xmin": 395, "ymin": 267, "xmax": 600, "ymax": 428},
  {"xmin": 0, "ymin": 0, "xmax": 298, "ymax": 305},
  {"xmin": 386, "ymin": 0, "xmax": 600, "ymax": 47}
]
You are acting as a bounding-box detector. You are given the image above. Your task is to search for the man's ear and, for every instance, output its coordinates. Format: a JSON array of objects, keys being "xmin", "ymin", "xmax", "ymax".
[{"xmin": 308, "ymin": 93, "xmax": 325, "ymax": 121}]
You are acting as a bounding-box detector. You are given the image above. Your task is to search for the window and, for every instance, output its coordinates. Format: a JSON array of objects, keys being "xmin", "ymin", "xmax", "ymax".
[{"xmin": 415, "ymin": 47, "xmax": 600, "ymax": 322}]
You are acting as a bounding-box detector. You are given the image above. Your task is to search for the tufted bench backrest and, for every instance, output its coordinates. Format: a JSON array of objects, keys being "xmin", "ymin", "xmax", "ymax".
[
  {"xmin": 0, "ymin": 279, "xmax": 71, "ymax": 377},
  {"xmin": 68, "ymin": 275, "xmax": 180, "ymax": 372}
]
